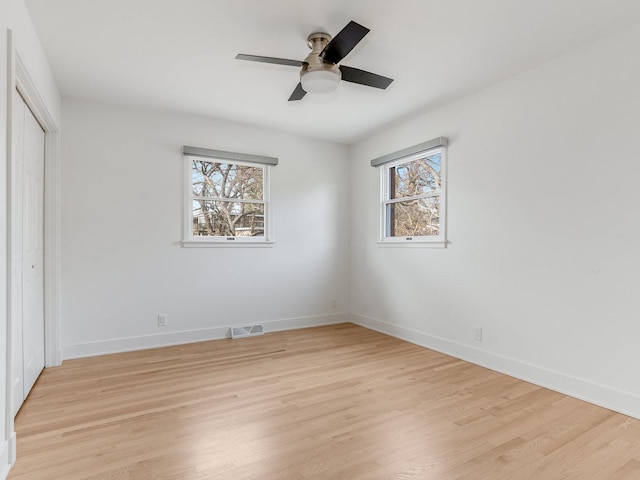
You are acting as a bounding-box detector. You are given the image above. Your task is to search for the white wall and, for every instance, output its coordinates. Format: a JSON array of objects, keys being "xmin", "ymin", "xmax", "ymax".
[
  {"xmin": 1, "ymin": 0, "xmax": 60, "ymax": 477},
  {"xmin": 8, "ymin": 0, "xmax": 60, "ymax": 127},
  {"xmin": 349, "ymin": 22, "xmax": 640, "ymax": 418},
  {"xmin": 60, "ymin": 99, "xmax": 350, "ymax": 358}
]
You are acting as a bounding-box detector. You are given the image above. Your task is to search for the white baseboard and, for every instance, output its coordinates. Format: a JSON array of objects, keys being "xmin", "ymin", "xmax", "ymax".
[
  {"xmin": 9, "ymin": 432, "xmax": 16, "ymax": 466},
  {"xmin": 350, "ymin": 313, "xmax": 640, "ymax": 420},
  {"xmin": 61, "ymin": 313, "xmax": 349, "ymax": 360},
  {"xmin": 263, "ymin": 313, "xmax": 347, "ymax": 333},
  {"xmin": 0, "ymin": 433, "xmax": 13, "ymax": 480},
  {"xmin": 46, "ymin": 349, "xmax": 62, "ymax": 368}
]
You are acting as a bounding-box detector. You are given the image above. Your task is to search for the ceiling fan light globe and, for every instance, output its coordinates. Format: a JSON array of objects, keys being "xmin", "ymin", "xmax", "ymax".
[{"xmin": 300, "ymin": 69, "xmax": 341, "ymax": 94}]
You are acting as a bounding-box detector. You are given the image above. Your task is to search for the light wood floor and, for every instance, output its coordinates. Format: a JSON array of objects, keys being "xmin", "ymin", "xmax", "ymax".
[{"xmin": 9, "ymin": 324, "xmax": 640, "ymax": 479}]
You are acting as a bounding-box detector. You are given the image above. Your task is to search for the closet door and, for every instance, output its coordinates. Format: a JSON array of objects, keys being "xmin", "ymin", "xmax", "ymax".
[
  {"xmin": 21, "ymin": 90, "xmax": 45, "ymax": 398},
  {"xmin": 11, "ymin": 89, "xmax": 25, "ymax": 415},
  {"xmin": 12, "ymin": 89, "xmax": 45, "ymax": 413}
]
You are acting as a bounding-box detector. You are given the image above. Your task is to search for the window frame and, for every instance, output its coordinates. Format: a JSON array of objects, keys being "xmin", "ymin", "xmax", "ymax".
[
  {"xmin": 183, "ymin": 154, "xmax": 274, "ymax": 247},
  {"xmin": 378, "ymin": 145, "xmax": 447, "ymax": 247}
]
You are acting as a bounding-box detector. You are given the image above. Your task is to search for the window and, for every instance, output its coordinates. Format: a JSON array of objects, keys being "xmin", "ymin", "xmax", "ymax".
[
  {"xmin": 183, "ymin": 146, "xmax": 276, "ymax": 246},
  {"xmin": 374, "ymin": 138, "xmax": 447, "ymax": 246}
]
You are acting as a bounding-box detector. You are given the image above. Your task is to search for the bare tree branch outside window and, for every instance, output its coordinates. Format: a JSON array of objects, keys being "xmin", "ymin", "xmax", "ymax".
[
  {"xmin": 387, "ymin": 152, "xmax": 441, "ymax": 237},
  {"xmin": 191, "ymin": 160, "xmax": 265, "ymax": 237}
]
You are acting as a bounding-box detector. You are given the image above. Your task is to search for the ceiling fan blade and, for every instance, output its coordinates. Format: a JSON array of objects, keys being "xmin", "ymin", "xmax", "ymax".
[
  {"xmin": 236, "ymin": 54, "xmax": 304, "ymax": 67},
  {"xmin": 288, "ymin": 83, "xmax": 307, "ymax": 101},
  {"xmin": 320, "ymin": 21, "xmax": 370, "ymax": 64},
  {"xmin": 339, "ymin": 65, "xmax": 394, "ymax": 89}
]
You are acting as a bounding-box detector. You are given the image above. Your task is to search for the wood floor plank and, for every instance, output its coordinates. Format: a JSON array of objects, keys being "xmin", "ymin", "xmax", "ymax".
[{"xmin": 9, "ymin": 324, "xmax": 640, "ymax": 479}]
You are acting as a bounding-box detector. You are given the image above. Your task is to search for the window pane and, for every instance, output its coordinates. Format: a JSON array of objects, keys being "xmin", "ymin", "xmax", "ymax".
[
  {"xmin": 386, "ymin": 196, "xmax": 440, "ymax": 237},
  {"xmin": 390, "ymin": 152, "xmax": 441, "ymax": 199},
  {"xmin": 193, "ymin": 200, "xmax": 265, "ymax": 237},
  {"xmin": 192, "ymin": 160, "xmax": 263, "ymax": 200}
]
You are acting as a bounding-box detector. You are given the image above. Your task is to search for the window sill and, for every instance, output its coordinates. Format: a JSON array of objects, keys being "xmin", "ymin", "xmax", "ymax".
[
  {"xmin": 377, "ymin": 240, "xmax": 447, "ymax": 249},
  {"xmin": 182, "ymin": 239, "xmax": 275, "ymax": 248}
]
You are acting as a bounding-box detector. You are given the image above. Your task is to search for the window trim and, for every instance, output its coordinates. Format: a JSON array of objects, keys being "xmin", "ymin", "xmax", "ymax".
[
  {"xmin": 378, "ymin": 145, "xmax": 447, "ymax": 247},
  {"xmin": 182, "ymin": 153, "xmax": 274, "ymax": 247}
]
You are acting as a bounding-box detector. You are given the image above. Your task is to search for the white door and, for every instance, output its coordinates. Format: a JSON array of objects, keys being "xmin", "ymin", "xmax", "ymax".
[
  {"xmin": 12, "ymin": 89, "xmax": 45, "ymax": 413},
  {"xmin": 11, "ymin": 89, "xmax": 25, "ymax": 414}
]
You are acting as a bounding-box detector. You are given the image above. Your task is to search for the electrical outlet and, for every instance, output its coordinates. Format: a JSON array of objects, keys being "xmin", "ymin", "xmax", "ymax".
[
  {"xmin": 474, "ymin": 326, "xmax": 483, "ymax": 341},
  {"xmin": 158, "ymin": 314, "xmax": 168, "ymax": 327},
  {"xmin": 331, "ymin": 298, "xmax": 337, "ymax": 309}
]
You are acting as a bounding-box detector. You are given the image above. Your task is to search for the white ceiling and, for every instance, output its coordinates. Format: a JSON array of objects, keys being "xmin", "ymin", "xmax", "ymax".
[{"xmin": 24, "ymin": 0, "xmax": 640, "ymax": 144}]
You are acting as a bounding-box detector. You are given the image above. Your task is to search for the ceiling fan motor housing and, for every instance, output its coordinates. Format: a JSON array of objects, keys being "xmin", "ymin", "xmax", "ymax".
[{"xmin": 300, "ymin": 32, "xmax": 342, "ymax": 93}]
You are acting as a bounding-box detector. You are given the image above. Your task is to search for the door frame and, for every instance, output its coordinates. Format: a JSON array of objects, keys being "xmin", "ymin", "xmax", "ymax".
[
  {"xmin": 5, "ymin": 31, "xmax": 61, "ymax": 461},
  {"xmin": 11, "ymin": 49, "xmax": 61, "ymax": 370}
]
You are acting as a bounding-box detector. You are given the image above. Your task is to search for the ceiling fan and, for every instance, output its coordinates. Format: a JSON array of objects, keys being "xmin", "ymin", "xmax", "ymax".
[{"xmin": 236, "ymin": 20, "xmax": 394, "ymax": 101}]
